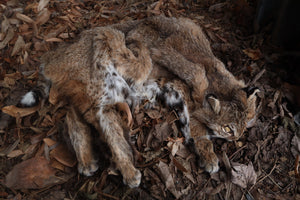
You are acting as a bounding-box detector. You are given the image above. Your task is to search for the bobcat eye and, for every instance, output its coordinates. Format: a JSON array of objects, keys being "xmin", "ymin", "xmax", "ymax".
[{"xmin": 222, "ymin": 125, "xmax": 232, "ymax": 133}]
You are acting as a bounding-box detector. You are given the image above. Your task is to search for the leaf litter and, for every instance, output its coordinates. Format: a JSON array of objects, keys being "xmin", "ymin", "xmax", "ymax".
[{"xmin": 0, "ymin": 0, "xmax": 300, "ymax": 199}]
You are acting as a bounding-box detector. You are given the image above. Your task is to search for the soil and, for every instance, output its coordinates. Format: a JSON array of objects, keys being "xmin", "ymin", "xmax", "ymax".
[{"xmin": 0, "ymin": 0, "xmax": 299, "ymax": 200}]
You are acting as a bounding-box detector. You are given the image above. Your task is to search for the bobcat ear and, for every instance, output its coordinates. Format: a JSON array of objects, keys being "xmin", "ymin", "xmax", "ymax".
[
  {"xmin": 243, "ymin": 87, "xmax": 260, "ymax": 127},
  {"xmin": 243, "ymin": 87, "xmax": 260, "ymax": 100},
  {"xmin": 207, "ymin": 94, "xmax": 221, "ymax": 114}
]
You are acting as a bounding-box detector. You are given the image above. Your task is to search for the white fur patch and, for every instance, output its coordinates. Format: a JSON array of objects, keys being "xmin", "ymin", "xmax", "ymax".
[{"xmin": 21, "ymin": 91, "xmax": 36, "ymax": 106}]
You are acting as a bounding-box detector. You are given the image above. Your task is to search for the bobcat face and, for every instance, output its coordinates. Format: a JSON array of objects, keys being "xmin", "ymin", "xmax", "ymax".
[{"xmin": 195, "ymin": 88, "xmax": 259, "ymax": 140}]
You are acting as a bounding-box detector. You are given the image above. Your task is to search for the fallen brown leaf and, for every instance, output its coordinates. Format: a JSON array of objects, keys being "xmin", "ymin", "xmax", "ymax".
[
  {"xmin": 5, "ymin": 156, "xmax": 71, "ymax": 189},
  {"xmin": 2, "ymin": 105, "xmax": 40, "ymax": 118},
  {"xmin": 145, "ymin": 109, "xmax": 162, "ymax": 119},
  {"xmin": 11, "ymin": 35, "xmax": 25, "ymax": 56},
  {"xmin": 242, "ymin": 48, "xmax": 262, "ymax": 60},
  {"xmin": 43, "ymin": 138, "xmax": 57, "ymax": 147},
  {"xmin": 50, "ymin": 143, "xmax": 77, "ymax": 167},
  {"xmin": 7, "ymin": 149, "xmax": 24, "ymax": 158},
  {"xmin": 37, "ymin": 0, "xmax": 50, "ymax": 12},
  {"xmin": 157, "ymin": 161, "xmax": 182, "ymax": 199},
  {"xmin": 0, "ymin": 28, "xmax": 14, "ymax": 50},
  {"xmin": 15, "ymin": 13, "xmax": 34, "ymax": 24},
  {"xmin": 36, "ymin": 8, "xmax": 51, "ymax": 25},
  {"xmin": 231, "ymin": 161, "xmax": 257, "ymax": 188}
]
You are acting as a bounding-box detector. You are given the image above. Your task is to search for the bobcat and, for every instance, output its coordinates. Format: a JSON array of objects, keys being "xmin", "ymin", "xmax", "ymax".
[{"xmin": 20, "ymin": 16, "xmax": 259, "ymax": 188}]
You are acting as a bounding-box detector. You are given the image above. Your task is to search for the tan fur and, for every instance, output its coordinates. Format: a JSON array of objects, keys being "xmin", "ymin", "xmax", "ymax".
[
  {"xmin": 112, "ymin": 16, "xmax": 258, "ymax": 172},
  {"xmin": 39, "ymin": 16, "xmax": 258, "ymax": 185}
]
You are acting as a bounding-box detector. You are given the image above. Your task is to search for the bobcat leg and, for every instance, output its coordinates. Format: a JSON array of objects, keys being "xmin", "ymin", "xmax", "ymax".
[
  {"xmin": 190, "ymin": 117, "xmax": 219, "ymax": 173},
  {"xmin": 151, "ymin": 47, "xmax": 208, "ymax": 102},
  {"xmin": 98, "ymin": 105, "xmax": 141, "ymax": 188},
  {"xmin": 66, "ymin": 107, "xmax": 98, "ymax": 176},
  {"xmin": 194, "ymin": 138, "xmax": 219, "ymax": 173}
]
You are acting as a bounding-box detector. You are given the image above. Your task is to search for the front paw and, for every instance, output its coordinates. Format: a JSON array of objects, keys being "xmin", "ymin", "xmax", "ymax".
[
  {"xmin": 78, "ymin": 159, "xmax": 99, "ymax": 176},
  {"xmin": 198, "ymin": 156, "xmax": 219, "ymax": 173},
  {"xmin": 122, "ymin": 168, "xmax": 141, "ymax": 188},
  {"xmin": 193, "ymin": 138, "xmax": 219, "ymax": 173}
]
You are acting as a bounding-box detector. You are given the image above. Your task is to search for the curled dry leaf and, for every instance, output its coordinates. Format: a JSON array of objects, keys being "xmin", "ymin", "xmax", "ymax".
[
  {"xmin": 0, "ymin": 28, "xmax": 14, "ymax": 50},
  {"xmin": 15, "ymin": 13, "xmax": 34, "ymax": 24},
  {"xmin": 242, "ymin": 48, "xmax": 262, "ymax": 60},
  {"xmin": 37, "ymin": 0, "xmax": 50, "ymax": 12},
  {"xmin": 45, "ymin": 37, "xmax": 64, "ymax": 42},
  {"xmin": 231, "ymin": 162, "xmax": 257, "ymax": 188},
  {"xmin": 50, "ymin": 143, "xmax": 77, "ymax": 167},
  {"xmin": 145, "ymin": 109, "xmax": 162, "ymax": 119},
  {"xmin": 1, "ymin": 16, "xmax": 10, "ymax": 33},
  {"xmin": 157, "ymin": 161, "xmax": 182, "ymax": 199},
  {"xmin": 7, "ymin": 149, "xmax": 24, "ymax": 158},
  {"xmin": 36, "ymin": 8, "xmax": 51, "ymax": 25},
  {"xmin": 2, "ymin": 105, "xmax": 40, "ymax": 118},
  {"xmin": 43, "ymin": 138, "xmax": 57, "ymax": 147},
  {"xmin": 11, "ymin": 35, "xmax": 25, "ymax": 56},
  {"xmin": 5, "ymin": 156, "xmax": 71, "ymax": 189}
]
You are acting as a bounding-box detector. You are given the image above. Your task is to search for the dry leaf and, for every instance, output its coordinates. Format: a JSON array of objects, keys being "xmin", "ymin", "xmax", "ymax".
[
  {"xmin": 242, "ymin": 48, "xmax": 262, "ymax": 60},
  {"xmin": 145, "ymin": 109, "xmax": 162, "ymax": 119},
  {"xmin": 153, "ymin": 122, "xmax": 171, "ymax": 143},
  {"xmin": 43, "ymin": 138, "xmax": 57, "ymax": 147},
  {"xmin": 37, "ymin": 0, "xmax": 50, "ymax": 12},
  {"xmin": 36, "ymin": 8, "xmax": 51, "ymax": 25},
  {"xmin": 0, "ymin": 28, "xmax": 14, "ymax": 50},
  {"xmin": 2, "ymin": 105, "xmax": 39, "ymax": 118},
  {"xmin": 11, "ymin": 35, "xmax": 25, "ymax": 56},
  {"xmin": 45, "ymin": 37, "xmax": 64, "ymax": 42},
  {"xmin": 50, "ymin": 143, "xmax": 77, "ymax": 167},
  {"xmin": 15, "ymin": 13, "xmax": 34, "ymax": 24},
  {"xmin": 157, "ymin": 161, "xmax": 182, "ymax": 199},
  {"xmin": 1, "ymin": 16, "xmax": 10, "ymax": 33},
  {"xmin": 209, "ymin": 2, "xmax": 227, "ymax": 12},
  {"xmin": 231, "ymin": 162, "xmax": 257, "ymax": 188},
  {"xmin": 7, "ymin": 149, "xmax": 24, "ymax": 158},
  {"xmin": 5, "ymin": 156, "xmax": 70, "ymax": 189}
]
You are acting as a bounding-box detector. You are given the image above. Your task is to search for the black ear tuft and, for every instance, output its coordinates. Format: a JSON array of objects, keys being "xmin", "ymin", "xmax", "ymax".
[{"xmin": 242, "ymin": 86, "xmax": 260, "ymax": 97}]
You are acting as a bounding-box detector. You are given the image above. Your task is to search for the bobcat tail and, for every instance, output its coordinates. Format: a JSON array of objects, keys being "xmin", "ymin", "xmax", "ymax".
[{"xmin": 21, "ymin": 64, "xmax": 51, "ymax": 107}]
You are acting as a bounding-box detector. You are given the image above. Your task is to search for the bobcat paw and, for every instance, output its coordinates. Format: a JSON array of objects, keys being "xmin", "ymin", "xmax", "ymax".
[
  {"xmin": 203, "ymin": 162, "xmax": 219, "ymax": 173},
  {"xmin": 78, "ymin": 160, "xmax": 99, "ymax": 176},
  {"xmin": 198, "ymin": 155, "xmax": 219, "ymax": 174},
  {"xmin": 122, "ymin": 169, "xmax": 141, "ymax": 188}
]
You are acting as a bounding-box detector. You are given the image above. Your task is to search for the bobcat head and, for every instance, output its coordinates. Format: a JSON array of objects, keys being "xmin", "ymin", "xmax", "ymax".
[{"xmin": 193, "ymin": 87, "xmax": 260, "ymax": 140}]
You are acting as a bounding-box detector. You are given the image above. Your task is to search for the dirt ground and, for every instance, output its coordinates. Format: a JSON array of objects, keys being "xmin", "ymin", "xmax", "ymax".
[{"xmin": 0, "ymin": 0, "xmax": 299, "ymax": 199}]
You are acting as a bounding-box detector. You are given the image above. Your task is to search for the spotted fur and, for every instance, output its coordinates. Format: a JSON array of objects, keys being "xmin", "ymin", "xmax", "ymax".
[{"xmin": 20, "ymin": 16, "xmax": 259, "ymax": 185}]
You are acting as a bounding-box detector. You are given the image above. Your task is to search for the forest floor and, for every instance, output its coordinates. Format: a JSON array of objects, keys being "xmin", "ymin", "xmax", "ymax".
[{"xmin": 0, "ymin": 0, "xmax": 299, "ymax": 199}]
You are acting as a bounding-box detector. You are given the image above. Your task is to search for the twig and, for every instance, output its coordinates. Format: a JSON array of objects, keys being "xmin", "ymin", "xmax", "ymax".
[
  {"xmin": 247, "ymin": 68, "xmax": 266, "ymax": 86},
  {"xmin": 249, "ymin": 161, "xmax": 277, "ymax": 192},
  {"xmin": 98, "ymin": 191, "xmax": 120, "ymax": 200},
  {"xmin": 229, "ymin": 145, "xmax": 247, "ymax": 160},
  {"xmin": 267, "ymin": 175, "xmax": 283, "ymax": 189},
  {"xmin": 295, "ymin": 155, "xmax": 300, "ymax": 181}
]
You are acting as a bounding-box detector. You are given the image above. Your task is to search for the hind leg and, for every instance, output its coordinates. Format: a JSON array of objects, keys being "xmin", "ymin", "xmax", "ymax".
[
  {"xmin": 66, "ymin": 106, "xmax": 99, "ymax": 176},
  {"xmin": 98, "ymin": 105, "xmax": 141, "ymax": 188}
]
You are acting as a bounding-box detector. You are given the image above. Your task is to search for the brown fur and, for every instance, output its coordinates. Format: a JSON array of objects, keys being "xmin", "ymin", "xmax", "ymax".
[
  {"xmin": 112, "ymin": 16, "xmax": 258, "ymax": 172},
  {"xmin": 39, "ymin": 16, "xmax": 258, "ymax": 185}
]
